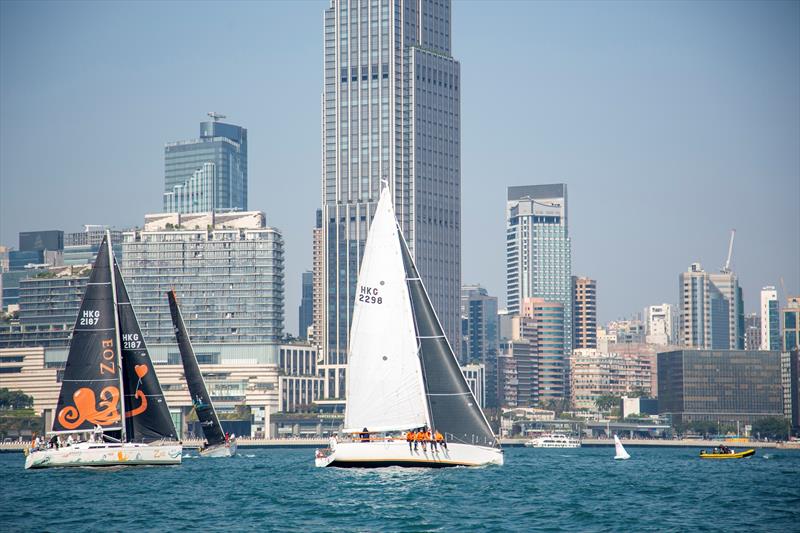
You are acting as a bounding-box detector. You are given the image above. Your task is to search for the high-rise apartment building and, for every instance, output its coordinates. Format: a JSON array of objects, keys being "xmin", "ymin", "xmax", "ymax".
[
  {"xmin": 298, "ymin": 271, "xmax": 314, "ymax": 340},
  {"xmin": 461, "ymin": 284, "xmax": 499, "ymax": 364},
  {"xmin": 572, "ymin": 276, "xmax": 596, "ymax": 349},
  {"xmin": 571, "ymin": 348, "xmax": 654, "ymax": 411},
  {"xmin": 506, "ymin": 184, "xmax": 572, "ymax": 350},
  {"xmin": 321, "ymin": 0, "xmax": 462, "ymax": 400},
  {"xmin": 461, "ymin": 284, "xmax": 499, "ymax": 406},
  {"xmin": 0, "ymin": 265, "xmax": 90, "ymax": 349},
  {"xmin": 522, "ymin": 297, "xmax": 567, "ymax": 402},
  {"xmin": 744, "ymin": 313, "xmax": 762, "ymax": 351},
  {"xmin": 679, "ymin": 263, "xmax": 744, "ymax": 350},
  {"xmin": 163, "ymin": 115, "xmax": 247, "ymax": 214},
  {"xmin": 121, "ymin": 211, "xmax": 283, "ymax": 345},
  {"xmin": 644, "ymin": 304, "xmax": 676, "ymax": 345},
  {"xmin": 760, "ymin": 286, "xmax": 780, "ymax": 351}
]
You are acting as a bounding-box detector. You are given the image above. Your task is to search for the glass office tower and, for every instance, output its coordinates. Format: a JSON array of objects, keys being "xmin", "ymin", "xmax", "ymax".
[
  {"xmin": 164, "ymin": 117, "xmax": 247, "ymax": 214},
  {"xmin": 506, "ymin": 184, "xmax": 572, "ymax": 351},
  {"xmin": 321, "ymin": 0, "xmax": 462, "ymax": 400}
]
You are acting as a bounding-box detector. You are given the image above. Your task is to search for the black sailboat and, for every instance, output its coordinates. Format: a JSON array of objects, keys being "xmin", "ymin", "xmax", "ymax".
[
  {"xmin": 25, "ymin": 234, "xmax": 182, "ymax": 469},
  {"xmin": 167, "ymin": 290, "xmax": 235, "ymax": 457}
]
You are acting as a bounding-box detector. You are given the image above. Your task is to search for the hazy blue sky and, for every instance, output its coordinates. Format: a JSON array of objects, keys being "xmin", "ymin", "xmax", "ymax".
[{"xmin": 1, "ymin": 0, "xmax": 798, "ymax": 335}]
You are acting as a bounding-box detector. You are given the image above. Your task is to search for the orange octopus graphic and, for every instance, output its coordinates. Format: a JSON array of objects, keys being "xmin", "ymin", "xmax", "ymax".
[{"xmin": 57, "ymin": 386, "xmax": 121, "ymax": 429}]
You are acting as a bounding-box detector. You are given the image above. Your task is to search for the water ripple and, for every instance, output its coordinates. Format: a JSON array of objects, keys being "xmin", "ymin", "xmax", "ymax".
[{"xmin": 2, "ymin": 447, "xmax": 799, "ymax": 531}]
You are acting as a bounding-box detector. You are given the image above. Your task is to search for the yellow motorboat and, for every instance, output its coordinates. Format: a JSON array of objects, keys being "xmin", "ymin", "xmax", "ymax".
[{"xmin": 699, "ymin": 448, "xmax": 755, "ymax": 459}]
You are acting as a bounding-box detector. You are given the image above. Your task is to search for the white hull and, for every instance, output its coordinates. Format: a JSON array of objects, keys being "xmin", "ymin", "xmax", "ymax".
[
  {"xmin": 24, "ymin": 442, "xmax": 182, "ymax": 469},
  {"xmin": 199, "ymin": 439, "xmax": 237, "ymax": 458},
  {"xmin": 315, "ymin": 439, "xmax": 503, "ymax": 468}
]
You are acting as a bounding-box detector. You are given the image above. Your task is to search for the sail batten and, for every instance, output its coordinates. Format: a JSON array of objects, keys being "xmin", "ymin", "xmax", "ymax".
[{"xmin": 167, "ymin": 291, "xmax": 226, "ymax": 447}]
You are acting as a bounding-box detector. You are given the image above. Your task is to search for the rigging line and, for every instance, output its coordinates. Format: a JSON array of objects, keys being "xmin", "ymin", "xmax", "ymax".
[{"xmin": 427, "ymin": 392, "xmax": 471, "ymax": 396}]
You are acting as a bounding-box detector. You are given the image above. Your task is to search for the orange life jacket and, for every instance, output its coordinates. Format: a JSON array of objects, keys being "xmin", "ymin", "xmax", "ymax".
[
  {"xmin": 406, "ymin": 431, "xmax": 414, "ymax": 442},
  {"xmin": 424, "ymin": 431, "xmax": 432, "ymax": 440},
  {"xmin": 415, "ymin": 431, "xmax": 426, "ymax": 441},
  {"xmin": 434, "ymin": 432, "xmax": 444, "ymax": 442}
]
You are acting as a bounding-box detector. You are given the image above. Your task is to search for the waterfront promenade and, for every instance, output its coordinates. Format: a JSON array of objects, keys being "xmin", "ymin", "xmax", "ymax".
[{"xmin": 2, "ymin": 437, "xmax": 798, "ymax": 452}]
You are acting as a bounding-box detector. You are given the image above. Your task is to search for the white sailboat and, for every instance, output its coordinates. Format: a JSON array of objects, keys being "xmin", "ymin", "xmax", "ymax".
[
  {"xmin": 614, "ymin": 434, "xmax": 631, "ymax": 460},
  {"xmin": 315, "ymin": 187, "xmax": 503, "ymax": 468},
  {"xmin": 24, "ymin": 234, "xmax": 182, "ymax": 469}
]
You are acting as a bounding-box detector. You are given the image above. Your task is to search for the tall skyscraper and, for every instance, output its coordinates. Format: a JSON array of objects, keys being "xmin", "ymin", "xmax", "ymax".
[
  {"xmin": 679, "ymin": 263, "xmax": 744, "ymax": 350},
  {"xmin": 321, "ymin": 0, "xmax": 461, "ymax": 400},
  {"xmin": 644, "ymin": 303, "xmax": 676, "ymax": 345},
  {"xmin": 760, "ymin": 286, "xmax": 780, "ymax": 351},
  {"xmin": 572, "ymin": 276, "xmax": 596, "ymax": 349},
  {"xmin": 298, "ymin": 271, "xmax": 314, "ymax": 340},
  {"xmin": 506, "ymin": 184, "xmax": 572, "ymax": 350},
  {"xmin": 163, "ymin": 114, "xmax": 247, "ymax": 214}
]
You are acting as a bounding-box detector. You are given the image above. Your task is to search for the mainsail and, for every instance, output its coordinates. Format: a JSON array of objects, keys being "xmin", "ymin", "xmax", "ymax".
[
  {"xmin": 342, "ymin": 188, "xmax": 430, "ymax": 433},
  {"xmin": 115, "ymin": 260, "xmax": 177, "ymax": 442},
  {"xmin": 52, "ymin": 236, "xmax": 123, "ymax": 434},
  {"xmin": 167, "ymin": 290, "xmax": 225, "ymax": 447},
  {"xmin": 400, "ymin": 235, "xmax": 498, "ymax": 447}
]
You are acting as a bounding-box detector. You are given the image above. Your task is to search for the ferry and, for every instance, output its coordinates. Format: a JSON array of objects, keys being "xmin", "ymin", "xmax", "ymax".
[{"xmin": 524, "ymin": 433, "xmax": 581, "ymax": 449}]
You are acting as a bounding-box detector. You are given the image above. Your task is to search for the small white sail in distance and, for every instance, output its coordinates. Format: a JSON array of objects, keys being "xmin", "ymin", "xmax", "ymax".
[{"xmin": 614, "ymin": 434, "xmax": 631, "ymax": 460}]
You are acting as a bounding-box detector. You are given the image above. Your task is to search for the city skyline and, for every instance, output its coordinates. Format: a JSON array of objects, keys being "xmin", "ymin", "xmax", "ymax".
[{"xmin": 1, "ymin": 0, "xmax": 798, "ymax": 335}]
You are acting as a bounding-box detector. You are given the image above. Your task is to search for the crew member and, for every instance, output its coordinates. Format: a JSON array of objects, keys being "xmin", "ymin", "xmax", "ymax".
[
  {"xmin": 406, "ymin": 429, "xmax": 415, "ymax": 451},
  {"xmin": 360, "ymin": 427, "xmax": 370, "ymax": 443},
  {"xmin": 434, "ymin": 430, "xmax": 447, "ymax": 450},
  {"xmin": 416, "ymin": 427, "xmax": 427, "ymax": 452},
  {"xmin": 424, "ymin": 427, "xmax": 433, "ymax": 451}
]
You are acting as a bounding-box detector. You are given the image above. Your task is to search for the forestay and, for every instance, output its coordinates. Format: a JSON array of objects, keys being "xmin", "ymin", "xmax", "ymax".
[{"xmin": 343, "ymin": 188, "xmax": 429, "ymax": 433}]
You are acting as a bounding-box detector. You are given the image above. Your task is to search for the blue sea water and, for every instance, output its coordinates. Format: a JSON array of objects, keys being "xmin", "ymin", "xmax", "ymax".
[{"xmin": 1, "ymin": 446, "xmax": 799, "ymax": 532}]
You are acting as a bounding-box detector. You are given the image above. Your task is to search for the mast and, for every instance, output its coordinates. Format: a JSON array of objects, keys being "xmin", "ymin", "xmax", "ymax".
[{"xmin": 107, "ymin": 230, "xmax": 127, "ymax": 443}]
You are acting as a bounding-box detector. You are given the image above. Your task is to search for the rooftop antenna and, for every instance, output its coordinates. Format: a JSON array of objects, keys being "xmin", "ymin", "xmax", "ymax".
[
  {"xmin": 207, "ymin": 112, "xmax": 226, "ymax": 122},
  {"xmin": 721, "ymin": 229, "xmax": 736, "ymax": 274}
]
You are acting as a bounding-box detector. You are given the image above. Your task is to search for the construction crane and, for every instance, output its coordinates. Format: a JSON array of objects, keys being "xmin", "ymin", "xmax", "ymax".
[
  {"xmin": 207, "ymin": 112, "xmax": 226, "ymax": 122},
  {"xmin": 721, "ymin": 229, "xmax": 736, "ymax": 274}
]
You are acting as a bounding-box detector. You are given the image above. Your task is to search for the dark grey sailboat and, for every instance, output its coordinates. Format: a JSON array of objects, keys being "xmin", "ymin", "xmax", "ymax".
[
  {"xmin": 25, "ymin": 234, "xmax": 182, "ymax": 469},
  {"xmin": 167, "ymin": 290, "xmax": 236, "ymax": 457}
]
